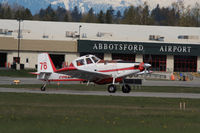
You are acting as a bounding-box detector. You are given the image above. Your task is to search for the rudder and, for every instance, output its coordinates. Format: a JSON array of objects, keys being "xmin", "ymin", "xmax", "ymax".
[{"xmin": 38, "ymin": 53, "xmax": 56, "ymax": 73}]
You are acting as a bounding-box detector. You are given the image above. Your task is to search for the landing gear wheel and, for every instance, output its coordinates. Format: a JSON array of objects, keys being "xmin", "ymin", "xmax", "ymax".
[
  {"xmin": 41, "ymin": 85, "xmax": 46, "ymax": 91},
  {"xmin": 122, "ymin": 84, "xmax": 131, "ymax": 93},
  {"xmin": 108, "ymin": 84, "xmax": 117, "ymax": 93}
]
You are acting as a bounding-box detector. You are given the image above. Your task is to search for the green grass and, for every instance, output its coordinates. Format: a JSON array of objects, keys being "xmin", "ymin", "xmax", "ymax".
[
  {"xmin": 0, "ymin": 93, "xmax": 200, "ymax": 133},
  {"xmin": 1, "ymin": 84, "xmax": 200, "ymax": 93},
  {"xmin": 0, "ymin": 69, "xmax": 36, "ymax": 77}
]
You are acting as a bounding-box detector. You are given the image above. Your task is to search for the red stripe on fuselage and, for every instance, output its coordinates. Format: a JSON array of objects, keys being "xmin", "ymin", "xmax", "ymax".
[
  {"xmin": 99, "ymin": 66, "xmax": 135, "ymax": 73},
  {"xmin": 42, "ymin": 79, "xmax": 86, "ymax": 82},
  {"xmin": 56, "ymin": 67, "xmax": 77, "ymax": 73}
]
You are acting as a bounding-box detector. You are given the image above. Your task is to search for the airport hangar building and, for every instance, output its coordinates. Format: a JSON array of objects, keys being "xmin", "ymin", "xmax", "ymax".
[{"xmin": 0, "ymin": 19, "xmax": 200, "ymax": 73}]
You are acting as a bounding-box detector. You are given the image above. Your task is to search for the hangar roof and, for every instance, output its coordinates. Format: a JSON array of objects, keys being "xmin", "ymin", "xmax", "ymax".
[{"xmin": 0, "ymin": 19, "xmax": 200, "ymax": 44}]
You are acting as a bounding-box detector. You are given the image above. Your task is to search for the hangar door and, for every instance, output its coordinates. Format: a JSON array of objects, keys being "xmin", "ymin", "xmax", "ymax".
[
  {"xmin": 143, "ymin": 54, "xmax": 166, "ymax": 71},
  {"xmin": 0, "ymin": 53, "xmax": 7, "ymax": 67},
  {"xmin": 49, "ymin": 54, "xmax": 65, "ymax": 69},
  {"xmin": 174, "ymin": 55, "xmax": 197, "ymax": 72}
]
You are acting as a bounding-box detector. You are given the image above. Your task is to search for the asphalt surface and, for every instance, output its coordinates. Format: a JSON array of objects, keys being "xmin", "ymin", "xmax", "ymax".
[
  {"xmin": 1, "ymin": 76, "xmax": 200, "ymax": 99},
  {"xmin": 1, "ymin": 87, "xmax": 200, "ymax": 99},
  {"xmin": 1, "ymin": 76, "xmax": 200, "ymax": 87}
]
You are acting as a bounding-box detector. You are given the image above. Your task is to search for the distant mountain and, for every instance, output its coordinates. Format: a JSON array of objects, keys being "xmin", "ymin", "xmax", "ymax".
[{"xmin": 1, "ymin": 0, "xmax": 200, "ymax": 14}]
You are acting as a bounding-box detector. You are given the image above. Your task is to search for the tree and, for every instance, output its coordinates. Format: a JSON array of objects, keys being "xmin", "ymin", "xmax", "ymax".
[
  {"xmin": 191, "ymin": 3, "xmax": 200, "ymax": 26},
  {"xmin": 64, "ymin": 10, "xmax": 71, "ymax": 22},
  {"xmin": 115, "ymin": 10, "xmax": 122, "ymax": 23},
  {"xmin": 105, "ymin": 6, "xmax": 114, "ymax": 23},
  {"xmin": 23, "ymin": 8, "xmax": 32, "ymax": 20},
  {"xmin": 141, "ymin": 3, "xmax": 150, "ymax": 25},
  {"xmin": 71, "ymin": 6, "xmax": 82, "ymax": 22},
  {"xmin": 81, "ymin": 8, "xmax": 96, "ymax": 23},
  {"xmin": 151, "ymin": 4, "xmax": 162, "ymax": 25},
  {"xmin": 122, "ymin": 6, "xmax": 137, "ymax": 24},
  {"xmin": 37, "ymin": 5, "xmax": 57, "ymax": 21},
  {"xmin": 97, "ymin": 10, "xmax": 104, "ymax": 23},
  {"xmin": 56, "ymin": 6, "xmax": 66, "ymax": 21},
  {"xmin": 46, "ymin": 5, "xmax": 57, "ymax": 21}
]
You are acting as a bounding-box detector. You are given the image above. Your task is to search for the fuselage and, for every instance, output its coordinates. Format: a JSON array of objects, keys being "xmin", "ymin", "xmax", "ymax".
[{"xmin": 71, "ymin": 55, "xmax": 148, "ymax": 84}]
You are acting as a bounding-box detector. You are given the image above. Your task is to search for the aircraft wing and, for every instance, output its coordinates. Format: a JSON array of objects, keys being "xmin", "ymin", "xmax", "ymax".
[{"xmin": 56, "ymin": 67, "xmax": 112, "ymax": 81}]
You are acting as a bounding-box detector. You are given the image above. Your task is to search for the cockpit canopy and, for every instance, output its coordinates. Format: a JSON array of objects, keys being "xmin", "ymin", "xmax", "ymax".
[{"xmin": 76, "ymin": 55, "xmax": 100, "ymax": 66}]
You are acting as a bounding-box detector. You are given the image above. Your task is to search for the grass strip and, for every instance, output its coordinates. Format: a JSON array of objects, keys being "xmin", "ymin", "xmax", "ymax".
[{"xmin": 0, "ymin": 92, "xmax": 200, "ymax": 133}]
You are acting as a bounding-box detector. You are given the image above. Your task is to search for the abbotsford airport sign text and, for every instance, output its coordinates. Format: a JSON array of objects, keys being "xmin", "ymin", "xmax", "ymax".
[
  {"xmin": 93, "ymin": 43, "xmax": 144, "ymax": 52},
  {"xmin": 78, "ymin": 40, "xmax": 200, "ymax": 56}
]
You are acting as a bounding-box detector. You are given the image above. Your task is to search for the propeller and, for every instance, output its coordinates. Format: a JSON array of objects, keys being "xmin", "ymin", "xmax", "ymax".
[
  {"xmin": 139, "ymin": 62, "xmax": 145, "ymax": 71},
  {"xmin": 139, "ymin": 62, "xmax": 151, "ymax": 79}
]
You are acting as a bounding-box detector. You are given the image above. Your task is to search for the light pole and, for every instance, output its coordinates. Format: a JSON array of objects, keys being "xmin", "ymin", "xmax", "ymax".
[
  {"xmin": 17, "ymin": 19, "xmax": 23, "ymax": 64},
  {"xmin": 79, "ymin": 25, "xmax": 82, "ymax": 40}
]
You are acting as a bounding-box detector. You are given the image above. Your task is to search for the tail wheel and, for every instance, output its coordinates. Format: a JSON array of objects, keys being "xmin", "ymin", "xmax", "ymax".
[
  {"xmin": 108, "ymin": 84, "xmax": 117, "ymax": 93},
  {"xmin": 122, "ymin": 84, "xmax": 131, "ymax": 93},
  {"xmin": 41, "ymin": 85, "xmax": 46, "ymax": 91}
]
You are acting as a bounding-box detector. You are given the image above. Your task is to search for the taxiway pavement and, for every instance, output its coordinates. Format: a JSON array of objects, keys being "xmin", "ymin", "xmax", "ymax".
[
  {"xmin": 1, "ymin": 76, "xmax": 200, "ymax": 99},
  {"xmin": 1, "ymin": 87, "xmax": 200, "ymax": 99},
  {"xmin": 1, "ymin": 76, "xmax": 200, "ymax": 87}
]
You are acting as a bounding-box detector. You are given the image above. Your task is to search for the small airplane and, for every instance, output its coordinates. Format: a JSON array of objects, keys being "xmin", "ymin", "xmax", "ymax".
[{"xmin": 34, "ymin": 53, "xmax": 151, "ymax": 93}]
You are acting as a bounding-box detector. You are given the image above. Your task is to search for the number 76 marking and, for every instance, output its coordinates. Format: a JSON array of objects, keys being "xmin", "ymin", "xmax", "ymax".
[{"xmin": 40, "ymin": 62, "xmax": 47, "ymax": 70}]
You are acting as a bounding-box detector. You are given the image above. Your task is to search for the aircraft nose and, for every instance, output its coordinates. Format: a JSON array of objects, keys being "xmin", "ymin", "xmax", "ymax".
[{"xmin": 144, "ymin": 63, "xmax": 151, "ymax": 68}]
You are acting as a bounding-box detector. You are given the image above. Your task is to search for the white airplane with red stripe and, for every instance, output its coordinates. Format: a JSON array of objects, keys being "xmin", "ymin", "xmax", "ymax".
[{"xmin": 36, "ymin": 53, "xmax": 151, "ymax": 93}]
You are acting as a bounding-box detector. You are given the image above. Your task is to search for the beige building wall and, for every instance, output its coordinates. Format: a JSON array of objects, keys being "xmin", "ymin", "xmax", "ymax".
[
  {"xmin": 20, "ymin": 52, "xmax": 38, "ymax": 69},
  {"xmin": 135, "ymin": 54, "xmax": 143, "ymax": 62},
  {"xmin": 7, "ymin": 52, "xmax": 39, "ymax": 69},
  {"xmin": 65, "ymin": 53, "xmax": 79, "ymax": 65},
  {"xmin": 104, "ymin": 53, "xmax": 112, "ymax": 60},
  {"xmin": 166, "ymin": 55, "xmax": 174, "ymax": 72},
  {"xmin": 0, "ymin": 37, "xmax": 77, "ymax": 52},
  {"xmin": 197, "ymin": 56, "xmax": 200, "ymax": 71}
]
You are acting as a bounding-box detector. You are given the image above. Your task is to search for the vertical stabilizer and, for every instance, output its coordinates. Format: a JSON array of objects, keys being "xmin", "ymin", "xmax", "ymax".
[{"xmin": 38, "ymin": 53, "xmax": 56, "ymax": 73}]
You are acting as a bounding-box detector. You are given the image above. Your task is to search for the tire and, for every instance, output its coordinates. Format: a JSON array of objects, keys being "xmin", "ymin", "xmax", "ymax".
[
  {"xmin": 122, "ymin": 84, "xmax": 131, "ymax": 93},
  {"xmin": 41, "ymin": 85, "xmax": 46, "ymax": 91},
  {"xmin": 107, "ymin": 84, "xmax": 117, "ymax": 93}
]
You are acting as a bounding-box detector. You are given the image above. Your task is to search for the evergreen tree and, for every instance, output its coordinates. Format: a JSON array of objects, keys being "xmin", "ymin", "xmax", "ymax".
[
  {"xmin": 122, "ymin": 6, "xmax": 137, "ymax": 24},
  {"xmin": 56, "ymin": 6, "xmax": 66, "ymax": 21},
  {"xmin": 115, "ymin": 10, "xmax": 122, "ymax": 23},
  {"xmin": 71, "ymin": 6, "xmax": 81, "ymax": 22},
  {"xmin": 46, "ymin": 5, "xmax": 57, "ymax": 21},
  {"xmin": 105, "ymin": 6, "xmax": 114, "ymax": 23},
  {"xmin": 141, "ymin": 3, "xmax": 150, "ymax": 25},
  {"xmin": 23, "ymin": 8, "xmax": 32, "ymax": 20},
  {"xmin": 151, "ymin": 4, "xmax": 162, "ymax": 25},
  {"xmin": 64, "ymin": 10, "xmax": 70, "ymax": 22},
  {"xmin": 192, "ymin": 3, "xmax": 200, "ymax": 26},
  {"xmin": 4, "ymin": 6, "xmax": 12, "ymax": 19},
  {"xmin": 81, "ymin": 8, "xmax": 96, "ymax": 23},
  {"xmin": 97, "ymin": 10, "xmax": 104, "ymax": 23},
  {"xmin": 14, "ymin": 9, "xmax": 23, "ymax": 19},
  {"xmin": 37, "ymin": 5, "xmax": 57, "ymax": 21}
]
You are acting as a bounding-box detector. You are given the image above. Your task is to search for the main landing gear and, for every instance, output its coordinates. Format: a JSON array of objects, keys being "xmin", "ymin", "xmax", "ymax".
[
  {"xmin": 108, "ymin": 84, "xmax": 117, "ymax": 93},
  {"xmin": 41, "ymin": 84, "xmax": 46, "ymax": 91},
  {"xmin": 122, "ymin": 84, "xmax": 131, "ymax": 93},
  {"xmin": 107, "ymin": 84, "xmax": 131, "ymax": 93}
]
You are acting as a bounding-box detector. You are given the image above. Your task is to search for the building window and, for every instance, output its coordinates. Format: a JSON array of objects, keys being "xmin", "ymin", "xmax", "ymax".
[
  {"xmin": 26, "ymin": 58, "xmax": 29, "ymax": 63},
  {"xmin": 112, "ymin": 54, "xmax": 135, "ymax": 62},
  {"xmin": 143, "ymin": 55, "xmax": 166, "ymax": 71},
  {"xmin": 174, "ymin": 55, "xmax": 197, "ymax": 72},
  {"xmin": 149, "ymin": 35, "xmax": 164, "ymax": 41},
  {"xmin": 178, "ymin": 35, "xmax": 199, "ymax": 40}
]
